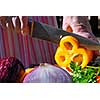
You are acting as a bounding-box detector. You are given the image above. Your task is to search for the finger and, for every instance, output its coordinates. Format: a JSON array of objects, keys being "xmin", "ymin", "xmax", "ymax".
[
  {"xmin": 18, "ymin": 16, "xmax": 23, "ymax": 30},
  {"xmin": 7, "ymin": 17, "xmax": 14, "ymax": 33},
  {"xmin": 15, "ymin": 16, "xmax": 21, "ymax": 34},
  {"xmin": 22, "ymin": 16, "xmax": 29, "ymax": 34},
  {"xmin": 62, "ymin": 16, "xmax": 71, "ymax": 31},
  {"xmin": 0, "ymin": 16, "xmax": 7, "ymax": 30}
]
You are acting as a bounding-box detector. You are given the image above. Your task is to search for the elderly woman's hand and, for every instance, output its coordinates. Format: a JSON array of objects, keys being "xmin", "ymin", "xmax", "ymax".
[
  {"xmin": 62, "ymin": 16, "xmax": 98, "ymax": 42},
  {"xmin": 62, "ymin": 16, "xmax": 99, "ymax": 56},
  {"xmin": 0, "ymin": 16, "xmax": 30, "ymax": 34}
]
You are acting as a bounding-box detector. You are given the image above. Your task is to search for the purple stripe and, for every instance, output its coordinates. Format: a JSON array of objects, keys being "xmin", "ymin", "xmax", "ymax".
[
  {"xmin": 2, "ymin": 29, "xmax": 7, "ymax": 56},
  {"xmin": 0, "ymin": 26, "xmax": 5, "ymax": 57}
]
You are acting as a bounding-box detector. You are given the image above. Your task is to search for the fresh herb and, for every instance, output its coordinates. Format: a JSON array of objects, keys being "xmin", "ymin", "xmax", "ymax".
[{"xmin": 70, "ymin": 61, "xmax": 100, "ymax": 83}]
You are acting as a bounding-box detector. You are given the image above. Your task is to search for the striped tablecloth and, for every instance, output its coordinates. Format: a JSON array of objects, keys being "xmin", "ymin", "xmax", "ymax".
[{"xmin": 0, "ymin": 16, "xmax": 58, "ymax": 67}]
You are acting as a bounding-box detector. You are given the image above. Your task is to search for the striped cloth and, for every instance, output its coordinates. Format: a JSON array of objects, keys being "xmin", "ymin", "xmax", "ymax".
[
  {"xmin": 0, "ymin": 16, "xmax": 58, "ymax": 67},
  {"xmin": 31, "ymin": 16, "xmax": 58, "ymax": 27}
]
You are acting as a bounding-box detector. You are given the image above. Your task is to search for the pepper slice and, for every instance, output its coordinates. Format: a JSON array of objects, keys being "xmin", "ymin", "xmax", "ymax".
[
  {"xmin": 60, "ymin": 36, "xmax": 79, "ymax": 52},
  {"xmin": 71, "ymin": 48, "xmax": 93, "ymax": 68},
  {"xmin": 55, "ymin": 47, "xmax": 71, "ymax": 67},
  {"xmin": 55, "ymin": 36, "xmax": 94, "ymax": 70}
]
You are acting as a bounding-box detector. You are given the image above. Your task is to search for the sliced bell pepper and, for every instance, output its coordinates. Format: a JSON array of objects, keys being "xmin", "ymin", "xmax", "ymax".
[
  {"xmin": 60, "ymin": 36, "xmax": 79, "ymax": 52},
  {"xmin": 55, "ymin": 36, "xmax": 94, "ymax": 70},
  {"xmin": 55, "ymin": 47, "xmax": 71, "ymax": 67},
  {"xmin": 71, "ymin": 48, "xmax": 93, "ymax": 68}
]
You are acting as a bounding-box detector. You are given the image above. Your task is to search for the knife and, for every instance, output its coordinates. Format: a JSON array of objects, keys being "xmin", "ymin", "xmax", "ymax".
[{"xmin": 31, "ymin": 21, "xmax": 100, "ymax": 50}]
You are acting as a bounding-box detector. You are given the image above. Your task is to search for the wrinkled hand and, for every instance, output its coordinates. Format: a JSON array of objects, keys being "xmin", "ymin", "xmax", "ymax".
[
  {"xmin": 0, "ymin": 16, "xmax": 30, "ymax": 34},
  {"xmin": 62, "ymin": 16, "xmax": 100, "ymax": 56},
  {"xmin": 18, "ymin": 16, "xmax": 30, "ymax": 34}
]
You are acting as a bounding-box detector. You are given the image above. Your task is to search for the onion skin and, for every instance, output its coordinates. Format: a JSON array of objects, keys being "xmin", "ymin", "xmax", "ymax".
[
  {"xmin": 0, "ymin": 57, "xmax": 25, "ymax": 83},
  {"xmin": 23, "ymin": 63, "xmax": 72, "ymax": 83}
]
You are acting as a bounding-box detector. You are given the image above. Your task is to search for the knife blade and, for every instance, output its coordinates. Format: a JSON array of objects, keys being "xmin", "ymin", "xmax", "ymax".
[{"xmin": 32, "ymin": 21, "xmax": 100, "ymax": 50}]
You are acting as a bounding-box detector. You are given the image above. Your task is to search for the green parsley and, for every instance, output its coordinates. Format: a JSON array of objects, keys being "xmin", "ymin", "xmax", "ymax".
[{"xmin": 70, "ymin": 61, "xmax": 100, "ymax": 83}]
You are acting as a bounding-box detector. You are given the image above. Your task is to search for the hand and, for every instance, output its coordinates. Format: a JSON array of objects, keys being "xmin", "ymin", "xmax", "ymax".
[
  {"xmin": 19, "ymin": 16, "xmax": 30, "ymax": 34},
  {"xmin": 12, "ymin": 16, "xmax": 29, "ymax": 34},
  {"xmin": 0, "ymin": 16, "xmax": 30, "ymax": 34},
  {"xmin": 62, "ymin": 16, "xmax": 99, "ymax": 56}
]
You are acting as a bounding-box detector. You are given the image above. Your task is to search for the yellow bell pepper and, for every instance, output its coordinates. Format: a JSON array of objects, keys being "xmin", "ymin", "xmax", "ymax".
[
  {"xmin": 55, "ymin": 47, "xmax": 71, "ymax": 67},
  {"xmin": 55, "ymin": 36, "xmax": 94, "ymax": 70},
  {"xmin": 19, "ymin": 68, "xmax": 34, "ymax": 82},
  {"xmin": 25, "ymin": 68, "xmax": 34, "ymax": 74},
  {"xmin": 71, "ymin": 48, "xmax": 93, "ymax": 68},
  {"xmin": 60, "ymin": 36, "xmax": 79, "ymax": 52}
]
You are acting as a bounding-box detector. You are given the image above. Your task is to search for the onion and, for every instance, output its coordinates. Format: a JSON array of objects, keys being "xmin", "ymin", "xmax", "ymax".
[
  {"xmin": 23, "ymin": 63, "xmax": 72, "ymax": 83},
  {"xmin": 0, "ymin": 57, "xmax": 25, "ymax": 82}
]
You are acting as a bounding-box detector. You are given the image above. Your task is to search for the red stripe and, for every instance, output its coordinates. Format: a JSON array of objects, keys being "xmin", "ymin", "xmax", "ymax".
[
  {"xmin": 30, "ymin": 37, "xmax": 38, "ymax": 64},
  {"xmin": 38, "ymin": 40, "xmax": 47, "ymax": 63},
  {"xmin": 5, "ymin": 31, "xmax": 10, "ymax": 56},
  {"xmin": 23, "ymin": 35, "xmax": 31, "ymax": 66},
  {"xmin": 22, "ymin": 35, "xmax": 28, "ymax": 66},
  {"xmin": 17, "ymin": 34, "xmax": 25, "ymax": 65},
  {"xmin": 23, "ymin": 35, "xmax": 28, "ymax": 66},
  {"xmin": 45, "ymin": 16, "xmax": 49, "ymax": 24},
  {"xmin": 49, "ymin": 43, "xmax": 55, "ymax": 63},
  {"xmin": 37, "ymin": 40, "xmax": 44, "ymax": 62},
  {"xmin": 42, "ymin": 41, "xmax": 48, "ymax": 62},
  {"xmin": 10, "ymin": 31, "xmax": 16, "ymax": 57},
  {"xmin": 51, "ymin": 44, "xmax": 55, "ymax": 56},
  {"xmin": 25, "ymin": 35, "xmax": 31, "ymax": 65},
  {"xmin": 28, "ymin": 36, "xmax": 35, "ymax": 64},
  {"xmin": 20, "ymin": 34, "xmax": 26, "ymax": 66},
  {"xmin": 47, "ymin": 42, "xmax": 53, "ymax": 63},
  {"xmin": 17, "ymin": 34, "xmax": 21, "ymax": 57},
  {"xmin": 51, "ymin": 43, "xmax": 57, "ymax": 64},
  {"xmin": 51, "ymin": 16, "xmax": 55, "ymax": 26},
  {"xmin": 41, "ymin": 16, "xmax": 45, "ymax": 23}
]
